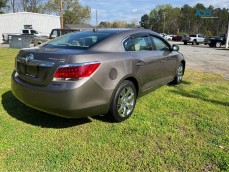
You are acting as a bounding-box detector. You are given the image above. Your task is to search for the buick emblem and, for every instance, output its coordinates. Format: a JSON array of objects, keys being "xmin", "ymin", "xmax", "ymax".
[{"xmin": 25, "ymin": 54, "xmax": 34, "ymax": 64}]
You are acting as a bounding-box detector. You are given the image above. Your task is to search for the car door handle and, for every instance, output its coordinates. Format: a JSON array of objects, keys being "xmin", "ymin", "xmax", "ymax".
[{"xmin": 136, "ymin": 61, "xmax": 143, "ymax": 67}]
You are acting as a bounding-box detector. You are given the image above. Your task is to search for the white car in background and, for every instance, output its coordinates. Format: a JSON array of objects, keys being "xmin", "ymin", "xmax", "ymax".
[
  {"xmin": 159, "ymin": 33, "xmax": 167, "ymax": 38},
  {"xmin": 164, "ymin": 35, "xmax": 175, "ymax": 40}
]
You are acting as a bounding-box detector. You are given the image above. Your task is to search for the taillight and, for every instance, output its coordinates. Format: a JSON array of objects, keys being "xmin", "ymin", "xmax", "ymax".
[{"xmin": 54, "ymin": 62, "xmax": 100, "ymax": 79}]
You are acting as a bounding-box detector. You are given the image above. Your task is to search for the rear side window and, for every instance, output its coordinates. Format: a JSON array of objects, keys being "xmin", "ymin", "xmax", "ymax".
[{"xmin": 124, "ymin": 36, "xmax": 152, "ymax": 51}]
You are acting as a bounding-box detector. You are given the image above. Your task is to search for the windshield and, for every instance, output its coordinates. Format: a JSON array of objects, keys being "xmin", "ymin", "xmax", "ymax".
[{"xmin": 43, "ymin": 31, "xmax": 112, "ymax": 49}]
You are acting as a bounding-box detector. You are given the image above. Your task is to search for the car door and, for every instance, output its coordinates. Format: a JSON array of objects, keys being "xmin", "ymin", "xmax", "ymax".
[
  {"xmin": 150, "ymin": 35, "xmax": 178, "ymax": 83},
  {"xmin": 123, "ymin": 33, "xmax": 166, "ymax": 92}
]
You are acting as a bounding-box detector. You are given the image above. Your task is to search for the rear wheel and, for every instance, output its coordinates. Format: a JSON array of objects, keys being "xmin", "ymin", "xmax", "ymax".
[
  {"xmin": 108, "ymin": 80, "xmax": 137, "ymax": 122},
  {"xmin": 215, "ymin": 41, "xmax": 221, "ymax": 48},
  {"xmin": 171, "ymin": 63, "xmax": 184, "ymax": 85},
  {"xmin": 192, "ymin": 40, "xmax": 197, "ymax": 45},
  {"xmin": 184, "ymin": 41, "xmax": 187, "ymax": 45}
]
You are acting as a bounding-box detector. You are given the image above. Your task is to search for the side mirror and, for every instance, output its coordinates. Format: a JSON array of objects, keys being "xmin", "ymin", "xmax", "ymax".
[
  {"xmin": 172, "ymin": 44, "xmax": 179, "ymax": 51},
  {"xmin": 50, "ymin": 35, "xmax": 57, "ymax": 39}
]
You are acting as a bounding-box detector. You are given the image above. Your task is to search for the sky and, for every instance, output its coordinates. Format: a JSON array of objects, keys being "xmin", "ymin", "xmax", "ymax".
[{"xmin": 79, "ymin": 0, "xmax": 229, "ymax": 25}]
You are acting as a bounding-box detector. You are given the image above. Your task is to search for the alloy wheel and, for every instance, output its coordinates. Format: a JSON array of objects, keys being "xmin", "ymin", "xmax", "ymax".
[
  {"xmin": 177, "ymin": 64, "xmax": 184, "ymax": 82},
  {"xmin": 117, "ymin": 86, "xmax": 135, "ymax": 118}
]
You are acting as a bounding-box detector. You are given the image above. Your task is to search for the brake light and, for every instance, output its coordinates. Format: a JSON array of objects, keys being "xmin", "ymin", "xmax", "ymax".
[{"xmin": 54, "ymin": 63, "xmax": 100, "ymax": 79}]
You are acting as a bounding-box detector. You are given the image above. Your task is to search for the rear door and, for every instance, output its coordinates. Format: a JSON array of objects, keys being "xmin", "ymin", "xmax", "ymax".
[{"xmin": 124, "ymin": 33, "xmax": 166, "ymax": 92}]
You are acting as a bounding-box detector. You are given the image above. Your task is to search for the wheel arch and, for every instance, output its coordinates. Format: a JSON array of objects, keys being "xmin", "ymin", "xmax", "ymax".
[
  {"xmin": 181, "ymin": 60, "xmax": 186, "ymax": 75},
  {"xmin": 109, "ymin": 74, "xmax": 140, "ymax": 105},
  {"xmin": 124, "ymin": 76, "xmax": 139, "ymax": 96}
]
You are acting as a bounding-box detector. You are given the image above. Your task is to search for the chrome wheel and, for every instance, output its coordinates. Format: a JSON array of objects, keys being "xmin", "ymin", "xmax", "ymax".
[
  {"xmin": 215, "ymin": 41, "xmax": 221, "ymax": 48},
  {"xmin": 117, "ymin": 86, "xmax": 135, "ymax": 118},
  {"xmin": 177, "ymin": 64, "xmax": 184, "ymax": 83},
  {"xmin": 109, "ymin": 80, "xmax": 137, "ymax": 122}
]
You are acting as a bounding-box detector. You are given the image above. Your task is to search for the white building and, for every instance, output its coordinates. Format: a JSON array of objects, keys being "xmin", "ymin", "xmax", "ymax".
[{"xmin": 0, "ymin": 12, "xmax": 60, "ymax": 43}]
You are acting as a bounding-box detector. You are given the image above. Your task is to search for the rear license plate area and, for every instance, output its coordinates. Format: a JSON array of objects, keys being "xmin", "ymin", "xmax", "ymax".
[{"xmin": 26, "ymin": 65, "xmax": 38, "ymax": 78}]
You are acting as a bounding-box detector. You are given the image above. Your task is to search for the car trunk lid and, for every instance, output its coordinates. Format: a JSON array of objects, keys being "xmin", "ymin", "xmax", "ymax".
[{"xmin": 16, "ymin": 47, "xmax": 85, "ymax": 86}]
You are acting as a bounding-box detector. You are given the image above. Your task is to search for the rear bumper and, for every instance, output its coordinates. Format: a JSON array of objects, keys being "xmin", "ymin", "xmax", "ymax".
[{"xmin": 11, "ymin": 71, "xmax": 112, "ymax": 118}]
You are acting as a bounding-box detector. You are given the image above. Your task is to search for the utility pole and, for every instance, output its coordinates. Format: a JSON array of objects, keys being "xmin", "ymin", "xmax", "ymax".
[
  {"xmin": 162, "ymin": 12, "xmax": 166, "ymax": 33},
  {"xmin": 226, "ymin": 19, "xmax": 229, "ymax": 49},
  {"xmin": 96, "ymin": 10, "xmax": 98, "ymax": 28},
  {"xmin": 60, "ymin": 0, "xmax": 64, "ymax": 29}
]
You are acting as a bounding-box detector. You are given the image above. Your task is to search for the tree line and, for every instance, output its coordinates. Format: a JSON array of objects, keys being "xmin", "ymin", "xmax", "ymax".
[
  {"xmin": 0, "ymin": 0, "xmax": 90, "ymax": 24},
  {"xmin": 140, "ymin": 3, "xmax": 229, "ymax": 36},
  {"xmin": 0, "ymin": 1, "xmax": 228, "ymax": 35}
]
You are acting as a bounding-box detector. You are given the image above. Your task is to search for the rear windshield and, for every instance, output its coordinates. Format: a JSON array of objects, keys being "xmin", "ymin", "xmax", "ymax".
[{"xmin": 43, "ymin": 31, "xmax": 112, "ymax": 49}]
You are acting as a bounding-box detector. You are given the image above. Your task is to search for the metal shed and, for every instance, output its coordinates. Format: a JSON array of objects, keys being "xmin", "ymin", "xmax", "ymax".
[{"xmin": 0, "ymin": 12, "xmax": 60, "ymax": 44}]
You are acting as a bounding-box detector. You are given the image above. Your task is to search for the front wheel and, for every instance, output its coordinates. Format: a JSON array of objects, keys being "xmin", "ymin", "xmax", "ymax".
[
  {"xmin": 215, "ymin": 41, "xmax": 221, "ymax": 48},
  {"xmin": 108, "ymin": 80, "xmax": 137, "ymax": 122},
  {"xmin": 171, "ymin": 63, "xmax": 184, "ymax": 85}
]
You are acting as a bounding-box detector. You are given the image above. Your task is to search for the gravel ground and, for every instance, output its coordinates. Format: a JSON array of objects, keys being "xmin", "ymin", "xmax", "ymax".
[
  {"xmin": 1, "ymin": 42, "xmax": 229, "ymax": 79},
  {"xmin": 170, "ymin": 41, "xmax": 229, "ymax": 80}
]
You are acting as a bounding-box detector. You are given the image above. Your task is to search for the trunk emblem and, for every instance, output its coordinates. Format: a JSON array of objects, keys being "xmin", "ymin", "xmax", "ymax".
[{"xmin": 25, "ymin": 54, "xmax": 34, "ymax": 64}]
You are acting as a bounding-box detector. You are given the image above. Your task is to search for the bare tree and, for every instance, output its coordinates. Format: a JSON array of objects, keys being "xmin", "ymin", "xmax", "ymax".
[
  {"xmin": 10, "ymin": 0, "xmax": 16, "ymax": 12},
  {"xmin": 19, "ymin": 0, "xmax": 43, "ymax": 12}
]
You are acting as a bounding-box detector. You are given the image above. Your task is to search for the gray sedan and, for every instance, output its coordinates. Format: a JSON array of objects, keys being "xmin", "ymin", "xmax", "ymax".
[{"xmin": 11, "ymin": 29, "xmax": 185, "ymax": 122}]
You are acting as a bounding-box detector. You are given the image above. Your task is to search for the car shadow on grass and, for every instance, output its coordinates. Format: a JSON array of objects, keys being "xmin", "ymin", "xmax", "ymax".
[
  {"xmin": 170, "ymin": 89, "xmax": 229, "ymax": 107},
  {"xmin": 1, "ymin": 91, "xmax": 92, "ymax": 128}
]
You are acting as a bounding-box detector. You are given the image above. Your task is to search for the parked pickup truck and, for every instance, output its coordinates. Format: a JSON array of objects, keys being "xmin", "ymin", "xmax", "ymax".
[
  {"xmin": 182, "ymin": 34, "xmax": 205, "ymax": 45},
  {"xmin": 34, "ymin": 28, "xmax": 80, "ymax": 46},
  {"xmin": 2, "ymin": 29, "xmax": 49, "ymax": 43},
  {"xmin": 204, "ymin": 33, "xmax": 227, "ymax": 48}
]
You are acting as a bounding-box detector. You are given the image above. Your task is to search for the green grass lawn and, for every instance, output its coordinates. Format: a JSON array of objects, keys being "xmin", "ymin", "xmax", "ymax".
[{"xmin": 0, "ymin": 48, "xmax": 228, "ymax": 171}]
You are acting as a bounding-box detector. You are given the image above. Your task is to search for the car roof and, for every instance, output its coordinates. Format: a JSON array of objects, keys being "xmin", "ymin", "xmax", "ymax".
[{"xmin": 83, "ymin": 28, "xmax": 153, "ymax": 34}]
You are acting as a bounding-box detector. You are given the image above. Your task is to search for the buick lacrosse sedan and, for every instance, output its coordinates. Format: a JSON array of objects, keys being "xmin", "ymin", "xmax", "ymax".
[{"xmin": 11, "ymin": 29, "xmax": 185, "ymax": 122}]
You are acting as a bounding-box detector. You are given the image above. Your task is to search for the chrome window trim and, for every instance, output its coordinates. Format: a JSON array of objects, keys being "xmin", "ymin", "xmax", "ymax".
[{"xmin": 57, "ymin": 61, "xmax": 100, "ymax": 68}]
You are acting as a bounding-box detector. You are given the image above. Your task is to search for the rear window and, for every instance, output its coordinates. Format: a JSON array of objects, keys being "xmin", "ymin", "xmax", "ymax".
[
  {"xmin": 22, "ymin": 30, "xmax": 29, "ymax": 34},
  {"xmin": 43, "ymin": 31, "xmax": 113, "ymax": 49}
]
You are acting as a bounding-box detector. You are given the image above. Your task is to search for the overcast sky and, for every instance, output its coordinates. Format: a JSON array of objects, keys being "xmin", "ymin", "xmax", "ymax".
[{"xmin": 79, "ymin": 0, "xmax": 229, "ymax": 25}]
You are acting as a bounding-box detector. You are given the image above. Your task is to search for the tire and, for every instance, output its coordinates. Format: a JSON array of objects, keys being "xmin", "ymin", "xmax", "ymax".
[
  {"xmin": 196, "ymin": 42, "xmax": 199, "ymax": 45},
  {"xmin": 184, "ymin": 41, "xmax": 187, "ymax": 45},
  {"xmin": 215, "ymin": 41, "xmax": 221, "ymax": 48},
  {"xmin": 171, "ymin": 63, "xmax": 184, "ymax": 85},
  {"xmin": 108, "ymin": 80, "xmax": 137, "ymax": 122},
  {"xmin": 192, "ymin": 40, "xmax": 197, "ymax": 45}
]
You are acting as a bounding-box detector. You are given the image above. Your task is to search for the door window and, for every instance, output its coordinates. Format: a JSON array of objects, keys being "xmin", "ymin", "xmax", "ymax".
[
  {"xmin": 123, "ymin": 36, "xmax": 152, "ymax": 51},
  {"xmin": 30, "ymin": 30, "xmax": 38, "ymax": 34},
  {"xmin": 151, "ymin": 36, "xmax": 170, "ymax": 51},
  {"xmin": 22, "ymin": 30, "xmax": 29, "ymax": 34}
]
